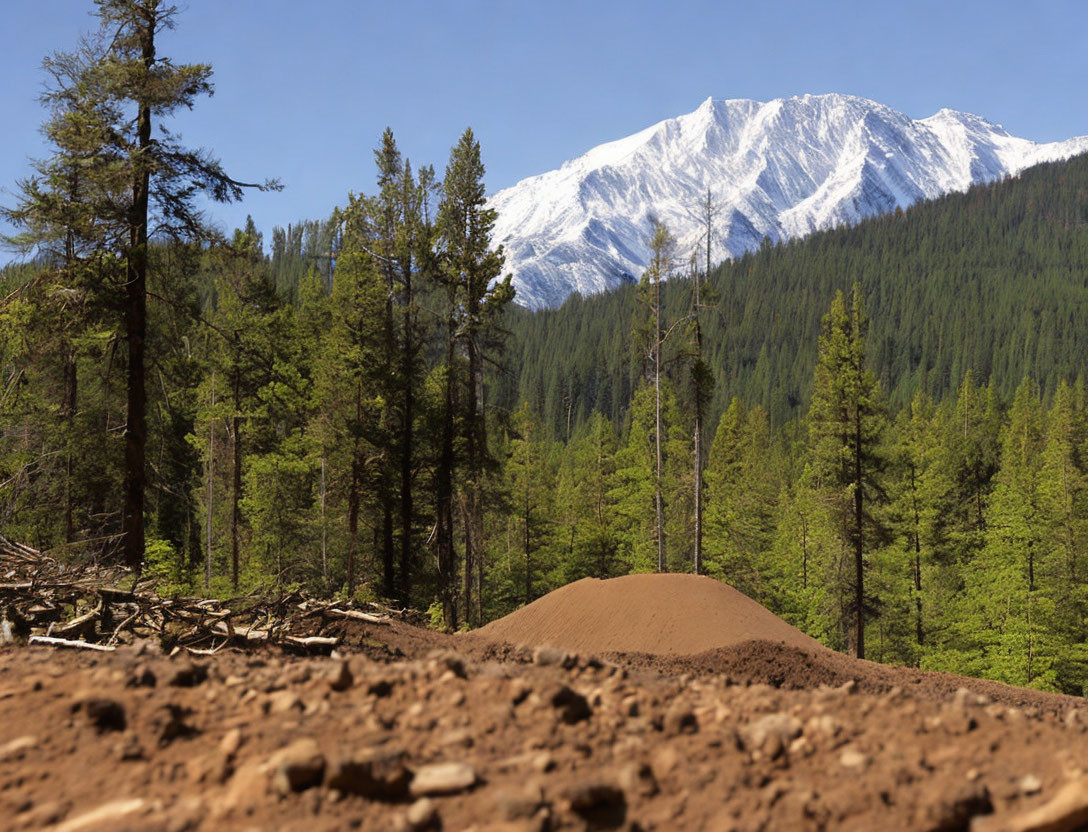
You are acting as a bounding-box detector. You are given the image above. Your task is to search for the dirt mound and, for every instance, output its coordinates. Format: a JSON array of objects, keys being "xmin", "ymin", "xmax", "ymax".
[{"xmin": 474, "ymin": 573, "xmax": 826, "ymax": 656}]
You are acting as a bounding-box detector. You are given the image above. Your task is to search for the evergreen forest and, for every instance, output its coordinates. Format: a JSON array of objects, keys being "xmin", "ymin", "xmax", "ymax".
[{"xmin": 6, "ymin": 0, "xmax": 1088, "ymax": 698}]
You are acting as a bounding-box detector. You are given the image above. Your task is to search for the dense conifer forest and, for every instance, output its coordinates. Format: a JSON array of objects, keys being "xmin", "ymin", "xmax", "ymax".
[{"xmin": 6, "ymin": 0, "xmax": 1088, "ymax": 698}]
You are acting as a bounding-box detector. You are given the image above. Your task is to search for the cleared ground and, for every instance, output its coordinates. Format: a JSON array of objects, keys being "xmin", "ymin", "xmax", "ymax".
[{"xmin": 2, "ymin": 575, "xmax": 1088, "ymax": 831}]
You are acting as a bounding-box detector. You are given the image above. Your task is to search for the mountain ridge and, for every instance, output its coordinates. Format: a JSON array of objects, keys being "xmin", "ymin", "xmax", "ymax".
[{"xmin": 490, "ymin": 93, "xmax": 1088, "ymax": 309}]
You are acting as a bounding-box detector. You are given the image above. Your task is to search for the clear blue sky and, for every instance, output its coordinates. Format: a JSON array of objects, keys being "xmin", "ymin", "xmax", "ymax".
[{"xmin": 2, "ymin": 0, "xmax": 1086, "ymax": 251}]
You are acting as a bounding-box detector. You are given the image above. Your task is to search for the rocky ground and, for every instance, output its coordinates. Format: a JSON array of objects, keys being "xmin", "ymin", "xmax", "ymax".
[{"xmin": 2, "ymin": 616, "xmax": 1088, "ymax": 832}]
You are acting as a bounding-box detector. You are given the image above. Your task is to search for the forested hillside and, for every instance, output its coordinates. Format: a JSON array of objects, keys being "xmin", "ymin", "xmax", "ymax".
[
  {"xmin": 6, "ymin": 0, "xmax": 1088, "ymax": 699},
  {"xmin": 498, "ymin": 153, "xmax": 1088, "ymax": 433}
]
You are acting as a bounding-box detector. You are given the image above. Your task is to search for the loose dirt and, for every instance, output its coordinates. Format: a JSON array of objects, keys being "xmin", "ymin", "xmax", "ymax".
[
  {"xmin": 472, "ymin": 574, "xmax": 826, "ymax": 656},
  {"xmin": 2, "ymin": 574, "xmax": 1088, "ymax": 832}
]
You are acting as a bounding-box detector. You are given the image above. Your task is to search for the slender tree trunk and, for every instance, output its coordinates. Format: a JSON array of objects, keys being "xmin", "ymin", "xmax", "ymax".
[
  {"xmin": 121, "ymin": 13, "xmax": 155, "ymax": 570},
  {"xmin": 853, "ymin": 407, "xmax": 865, "ymax": 660},
  {"xmin": 524, "ymin": 477, "xmax": 532, "ymax": 606},
  {"xmin": 693, "ymin": 275, "xmax": 704, "ymax": 576},
  {"xmin": 911, "ymin": 465, "xmax": 923, "ymax": 651},
  {"xmin": 654, "ymin": 273, "xmax": 666, "ymax": 573},
  {"xmin": 231, "ymin": 368, "xmax": 241, "ymax": 591},
  {"xmin": 398, "ymin": 291, "xmax": 414, "ymax": 606},
  {"xmin": 205, "ymin": 372, "xmax": 214, "ymax": 590},
  {"xmin": 382, "ymin": 503, "xmax": 395, "ymax": 599},
  {"xmin": 320, "ymin": 455, "xmax": 327, "ymax": 589},
  {"xmin": 436, "ymin": 317, "xmax": 457, "ymax": 628},
  {"xmin": 801, "ymin": 512, "xmax": 809, "ymax": 589},
  {"xmin": 346, "ymin": 454, "xmax": 359, "ymax": 599},
  {"xmin": 63, "ymin": 349, "xmax": 77, "ymax": 543}
]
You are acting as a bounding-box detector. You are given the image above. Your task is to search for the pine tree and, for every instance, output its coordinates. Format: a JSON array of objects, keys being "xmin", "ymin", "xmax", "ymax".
[
  {"xmin": 808, "ymin": 285, "xmax": 885, "ymax": 658},
  {"xmin": 4, "ymin": 0, "xmax": 278, "ymax": 568},
  {"xmin": 435, "ymin": 128, "xmax": 514, "ymax": 626}
]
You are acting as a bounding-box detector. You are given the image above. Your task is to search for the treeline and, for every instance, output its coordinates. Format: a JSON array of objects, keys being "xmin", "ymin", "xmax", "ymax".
[
  {"xmin": 496, "ymin": 152, "xmax": 1088, "ymax": 435},
  {"xmin": 6, "ymin": 0, "xmax": 1088, "ymax": 696}
]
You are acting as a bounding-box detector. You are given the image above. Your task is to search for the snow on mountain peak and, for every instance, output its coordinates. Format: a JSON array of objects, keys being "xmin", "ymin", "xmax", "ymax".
[{"xmin": 490, "ymin": 94, "xmax": 1088, "ymax": 310}]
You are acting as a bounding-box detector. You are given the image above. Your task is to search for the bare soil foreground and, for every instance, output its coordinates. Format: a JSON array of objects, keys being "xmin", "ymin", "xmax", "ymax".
[{"xmin": 3, "ymin": 574, "xmax": 1088, "ymax": 832}]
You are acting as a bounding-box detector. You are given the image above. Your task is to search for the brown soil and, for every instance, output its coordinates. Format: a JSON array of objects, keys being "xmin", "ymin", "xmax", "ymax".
[
  {"xmin": 2, "ymin": 575, "xmax": 1088, "ymax": 832},
  {"xmin": 472, "ymin": 574, "xmax": 826, "ymax": 656}
]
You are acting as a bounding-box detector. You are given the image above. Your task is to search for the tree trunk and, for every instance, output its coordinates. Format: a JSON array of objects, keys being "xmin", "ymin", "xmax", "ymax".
[
  {"xmin": 911, "ymin": 465, "xmax": 923, "ymax": 651},
  {"xmin": 382, "ymin": 502, "xmax": 395, "ymax": 600},
  {"xmin": 436, "ymin": 318, "xmax": 457, "ymax": 628},
  {"xmin": 231, "ymin": 368, "xmax": 241, "ymax": 591},
  {"xmin": 121, "ymin": 11, "xmax": 155, "ymax": 570},
  {"xmin": 654, "ymin": 273, "xmax": 666, "ymax": 573},
  {"xmin": 63, "ymin": 349, "xmax": 77, "ymax": 543},
  {"xmin": 205, "ymin": 372, "xmax": 214, "ymax": 590},
  {"xmin": 853, "ymin": 406, "xmax": 865, "ymax": 660}
]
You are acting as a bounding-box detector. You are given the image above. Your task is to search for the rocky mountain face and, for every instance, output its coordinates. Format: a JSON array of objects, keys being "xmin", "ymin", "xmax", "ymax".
[{"xmin": 490, "ymin": 94, "xmax": 1088, "ymax": 309}]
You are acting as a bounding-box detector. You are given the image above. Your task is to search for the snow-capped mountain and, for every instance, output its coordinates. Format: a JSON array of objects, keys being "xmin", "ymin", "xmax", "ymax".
[{"xmin": 490, "ymin": 94, "xmax": 1088, "ymax": 310}]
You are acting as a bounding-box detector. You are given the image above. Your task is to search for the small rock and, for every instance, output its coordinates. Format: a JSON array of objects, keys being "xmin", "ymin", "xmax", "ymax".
[
  {"xmin": 266, "ymin": 689, "xmax": 303, "ymax": 715},
  {"xmin": 548, "ymin": 684, "xmax": 592, "ymax": 724},
  {"xmin": 431, "ymin": 652, "xmax": 468, "ymax": 679},
  {"xmin": 663, "ymin": 703, "xmax": 698, "ymax": 736},
  {"xmin": 0, "ymin": 735, "xmax": 36, "ymax": 762},
  {"xmin": 495, "ymin": 783, "xmax": 545, "ymax": 820},
  {"xmin": 219, "ymin": 728, "xmax": 244, "ymax": 758},
  {"xmin": 216, "ymin": 761, "xmax": 268, "ymax": 817},
  {"xmin": 924, "ymin": 782, "xmax": 992, "ymax": 832},
  {"xmin": 187, "ymin": 751, "xmax": 232, "ymax": 785},
  {"xmin": 739, "ymin": 713, "xmax": 802, "ymax": 752},
  {"xmin": 532, "ymin": 752, "xmax": 556, "ymax": 773},
  {"xmin": 325, "ymin": 747, "xmax": 412, "ymax": 799},
  {"xmin": 618, "ymin": 761, "xmax": 659, "ymax": 798},
  {"xmin": 326, "ymin": 660, "xmax": 354, "ymax": 692},
  {"xmin": 839, "ymin": 747, "xmax": 869, "ymax": 770},
  {"xmin": 270, "ymin": 738, "xmax": 326, "ymax": 795},
  {"xmin": 52, "ymin": 798, "xmax": 147, "ymax": 832},
  {"xmin": 72, "ymin": 695, "xmax": 126, "ymax": 733},
  {"xmin": 167, "ymin": 660, "xmax": 208, "ymax": 688},
  {"xmin": 409, "ymin": 762, "xmax": 479, "ymax": 797},
  {"xmin": 163, "ymin": 795, "xmax": 205, "ymax": 832},
  {"xmin": 1019, "ymin": 774, "xmax": 1043, "ymax": 796},
  {"xmin": 117, "ymin": 731, "xmax": 144, "ymax": 761},
  {"xmin": 406, "ymin": 797, "xmax": 439, "ymax": 830},
  {"xmin": 532, "ymin": 646, "xmax": 570, "ymax": 667},
  {"xmin": 441, "ymin": 728, "xmax": 475, "ymax": 748}
]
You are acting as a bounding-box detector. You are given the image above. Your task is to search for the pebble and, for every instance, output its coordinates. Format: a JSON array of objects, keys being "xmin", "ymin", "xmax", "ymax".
[
  {"xmin": 266, "ymin": 690, "xmax": 303, "ymax": 714},
  {"xmin": 406, "ymin": 797, "xmax": 439, "ymax": 830},
  {"xmin": 219, "ymin": 727, "xmax": 244, "ymax": 758},
  {"xmin": 618, "ymin": 761, "xmax": 659, "ymax": 797},
  {"xmin": 663, "ymin": 703, "xmax": 698, "ymax": 736},
  {"xmin": 494, "ymin": 783, "xmax": 545, "ymax": 820},
  {"xmin": 739, "ymin": 713, "xmax": 802, "ymax": 752},
  {"xmin": 325, "ymin": 746, "xmax": 412, "ymax": 799},
  {"xmin": 0, "ymin": 735, "xmax": 36, "ymax": 761},
  {"xmin": 1019, "ymin": 774, "xmax": 1043, "ymax": 796},
  {"xmin": 409, "ymin": 762, "xmax": 479, "ymax": 796},
  {"xmin": 326, "ymin": 660, "xmax": 354, "ymax": 691},
  {"xmin": 52, "ymin": 798, "xmax": 147, "ymax": 832},
  {"xmin": 532, "ymin": 646, "xmax": 570, "ymax": 668},
  {"xmin": 269, "ymin": 738, "xmax": 326, "ymax": 794},
  {"xmin": 838, "ymin": 747, "xmax": 869, "ymax": 770}
]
